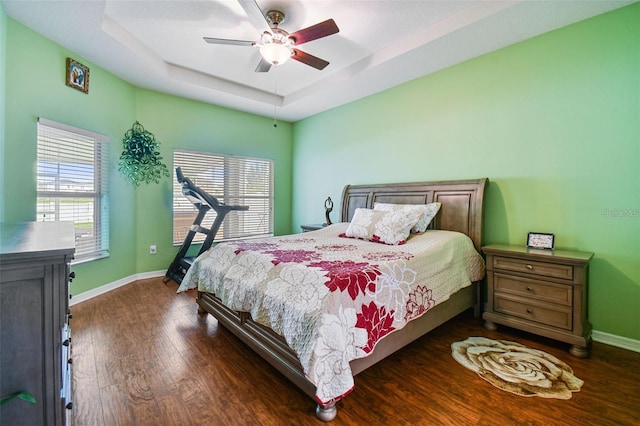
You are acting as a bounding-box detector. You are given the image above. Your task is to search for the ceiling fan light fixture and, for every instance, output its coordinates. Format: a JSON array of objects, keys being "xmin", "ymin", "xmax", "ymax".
[
  {"xmin": 258, "ymin": 30, "xmax": 293, "ymax": 65},
  {"xmin": 259, "ymin": 42, "xmax": 292, "ymax": 65}
]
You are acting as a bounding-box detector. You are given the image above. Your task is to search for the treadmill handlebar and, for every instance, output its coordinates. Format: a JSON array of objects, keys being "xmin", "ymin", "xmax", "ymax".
[{"xmin": 176, "ymin": 167, "xmax": 249, "ymax": 212}]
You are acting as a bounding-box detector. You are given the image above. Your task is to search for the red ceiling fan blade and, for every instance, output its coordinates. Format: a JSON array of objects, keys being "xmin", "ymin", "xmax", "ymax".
[
  {"xmin": 291, "ymin": 48, "xmax": 329, "ymax": 70},
  {"xmin": 255, "ymin": 57, "xmax": 272, "ymax": 73},
  {"xmin": 238, "ymin": 0, "xmax": 271, "ymax": 33},
  {"xmin": 203, "ymin": 37, "xmax": 255, "ymax": 46},
  {"xmin": 289, "ymin": 19, "xmax": 339, "ymax": 45}
]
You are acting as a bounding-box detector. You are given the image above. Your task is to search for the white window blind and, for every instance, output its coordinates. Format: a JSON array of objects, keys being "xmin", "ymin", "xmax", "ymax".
[
  {"xmin": 173, "ymin": 149, "xmax": 273, "ymax": 245},
  {"xmin": 37, "ymin": 118, "xmax": 109, "ymax": 263}
]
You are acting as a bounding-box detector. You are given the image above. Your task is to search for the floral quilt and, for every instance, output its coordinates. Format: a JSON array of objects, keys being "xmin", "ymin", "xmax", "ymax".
[{"xmin": 178, "ymin": 223, "xmax": 485, "ymax": 405}]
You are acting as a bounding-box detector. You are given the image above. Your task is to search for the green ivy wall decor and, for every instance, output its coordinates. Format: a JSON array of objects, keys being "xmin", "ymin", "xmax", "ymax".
[{"xmin": 118, "ymin": 121, "xmax": 169, "ymax": 186}]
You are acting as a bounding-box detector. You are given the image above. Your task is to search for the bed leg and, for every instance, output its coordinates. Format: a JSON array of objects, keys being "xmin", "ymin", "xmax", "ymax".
[
  {"xmin": 196, "ymin": 292, "xmax": 207, "ymax": 315},
  {"xmin": 483, "ymin": 320, "xmax": 497, "ymax": 331},
  {"xmin": 316, "ymin": 403, "xmax": 337, "ymax": 422}
]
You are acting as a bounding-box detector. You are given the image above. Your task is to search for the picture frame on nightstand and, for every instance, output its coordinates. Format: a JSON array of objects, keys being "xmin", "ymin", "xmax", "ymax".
[{"xmin": 526, "ymin": 232, "xmax": 555, "ymax": 250}]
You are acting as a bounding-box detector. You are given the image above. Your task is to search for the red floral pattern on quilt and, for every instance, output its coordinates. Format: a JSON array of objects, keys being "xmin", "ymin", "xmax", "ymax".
[
  {"xmin": 404, "ymin": 285, "xmax": 435, "ymax": 321},
  {"xmin": 308, "ymin": 260, "xmax": 380, "ymax": 299},
  {"xmin": 264, "ymin": 249, "xmax": 322, "ymax": 265},
  {"xmin": 356, "ymin": 301, "xmax": 396, "ymax": 353}
]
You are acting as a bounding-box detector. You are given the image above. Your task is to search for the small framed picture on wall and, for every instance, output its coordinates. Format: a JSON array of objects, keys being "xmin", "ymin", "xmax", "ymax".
[
  {"xmin": 66, "ymin": 58, "xmax": 90, "ymax": 94},
  {"xmin": 526, "ymin": 232, "xmax": 555, "ymax": 250}
]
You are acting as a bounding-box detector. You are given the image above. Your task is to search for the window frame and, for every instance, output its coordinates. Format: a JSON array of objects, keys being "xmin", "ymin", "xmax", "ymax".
[
  {"xmin": 172, "ymin": 149, "xmax": 274, "ymax": 246},
  {"xmin": 36, "ymin": 118, "xmax": 109, "ymax": 264}
]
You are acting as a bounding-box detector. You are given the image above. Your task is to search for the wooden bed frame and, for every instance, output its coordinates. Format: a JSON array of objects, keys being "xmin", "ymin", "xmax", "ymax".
[{"xmin": 195, "ymin": 178, "xmax": 488, "ymax": 421}]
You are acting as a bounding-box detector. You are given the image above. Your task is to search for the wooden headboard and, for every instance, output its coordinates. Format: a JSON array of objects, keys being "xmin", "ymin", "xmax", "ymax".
[{"xmin": 340, "ymin": 178, "xmax": 488, "ymax": 252}]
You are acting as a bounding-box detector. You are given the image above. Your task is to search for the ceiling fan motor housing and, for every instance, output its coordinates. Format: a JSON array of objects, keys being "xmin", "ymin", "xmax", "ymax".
[{"xmin": 266, "ymin": 10, "xmax": 286, "ymax": 27}]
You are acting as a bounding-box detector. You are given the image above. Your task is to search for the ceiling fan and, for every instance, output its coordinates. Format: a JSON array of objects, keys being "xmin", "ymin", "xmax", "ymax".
[{"xmin": 203, "ymin": 0, "xmax": 339, "ymax": 72}]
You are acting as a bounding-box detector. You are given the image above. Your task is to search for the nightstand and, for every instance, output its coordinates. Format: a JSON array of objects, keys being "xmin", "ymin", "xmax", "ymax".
[
  {"xmin": 482, "ymin": 244, "xmax": 593, "ymax": 357},
  {"xmin": 300, "ymin": 223, "xmax": 326, "ymax": 232}
]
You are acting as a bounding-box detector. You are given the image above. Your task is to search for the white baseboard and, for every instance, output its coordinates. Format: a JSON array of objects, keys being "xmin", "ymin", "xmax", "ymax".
[
  {"xmin": 592, "ymin": 330, "xmax": 640, "ymax": 353},
  {"xmin": 69, "ymin": 270, "xmax": 166, "ymax": 306}
]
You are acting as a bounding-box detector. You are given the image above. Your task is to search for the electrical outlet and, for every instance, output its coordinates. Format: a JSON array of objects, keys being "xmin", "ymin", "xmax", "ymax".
[{"xmin": 150, "ymin": 245, "xmax": 157, "ymax": 255}]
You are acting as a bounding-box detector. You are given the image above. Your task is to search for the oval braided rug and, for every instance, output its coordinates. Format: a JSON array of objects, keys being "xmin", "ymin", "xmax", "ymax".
[{"xmin": 451, "ymin": 337, "xmax": 583, "ymax": 399}]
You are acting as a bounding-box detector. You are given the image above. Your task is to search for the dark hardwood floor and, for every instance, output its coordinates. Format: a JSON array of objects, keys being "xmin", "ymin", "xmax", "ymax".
[{"xmin": 71, "ymin": 277, "xmax": 640, "ymax": 425}]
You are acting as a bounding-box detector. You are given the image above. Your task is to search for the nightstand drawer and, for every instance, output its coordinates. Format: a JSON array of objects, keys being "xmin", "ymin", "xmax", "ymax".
[
  {"xmin": 494, "ymin": 273, "xmax": 572, "ymax": 306},
  {"xmin": 494, "ymin": 294, "xmax": 572, "ymax": 330},
  {"xmin": 493, "ymin": 256, "xmax": 573, "ymax": 280}
]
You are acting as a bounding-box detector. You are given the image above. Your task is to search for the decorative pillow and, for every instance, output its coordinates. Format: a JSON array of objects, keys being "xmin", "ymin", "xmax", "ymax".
[
  {"xmin": 341, "ymin": 207, "xmax": 423, "ymax": 245},
  {"xmin": 374, "ymin": 202, "xmax": 441, "ymax": 233}
]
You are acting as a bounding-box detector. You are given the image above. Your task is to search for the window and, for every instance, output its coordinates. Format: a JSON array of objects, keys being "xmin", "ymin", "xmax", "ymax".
[
  {"xmin": 37, "ymin": 118, "xmax": 109, "ymax": 263},
  {"xmin": 173, "ymin": 149, "xmax": 273, "ymax": 245}
]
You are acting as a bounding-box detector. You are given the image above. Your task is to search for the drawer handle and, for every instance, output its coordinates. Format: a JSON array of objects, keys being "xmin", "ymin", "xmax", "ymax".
[
  {"xmin": 527, "ymin": 286, "xmax": 533, "ymax": 292},
  {"xmin": 526, "ymin": 264, "xmax": 533, "ymax": 270},
  {"xmin": 526, "ymin": 308, "xmax": 533, "ymax": 314}
]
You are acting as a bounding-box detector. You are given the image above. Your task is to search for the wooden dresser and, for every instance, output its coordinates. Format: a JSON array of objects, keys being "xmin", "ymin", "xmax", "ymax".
[
  {"xmin": 482, "ymin": 244, "xmax": 593, "ymax": 357},
  {"xmin": 0, "ymin": 222, "xmax": 75, "ymax": 425}
]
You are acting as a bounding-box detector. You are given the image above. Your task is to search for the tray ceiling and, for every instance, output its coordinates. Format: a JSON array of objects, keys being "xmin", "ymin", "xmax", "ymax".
[{"xmin": 1, "ymin": 0, "xmax": 633, "ymax": 121}]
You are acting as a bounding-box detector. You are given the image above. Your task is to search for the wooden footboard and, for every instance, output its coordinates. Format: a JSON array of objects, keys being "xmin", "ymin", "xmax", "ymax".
[{"xmin": 196, "ymin": 282, "xmax": 477, "ymax": 420}]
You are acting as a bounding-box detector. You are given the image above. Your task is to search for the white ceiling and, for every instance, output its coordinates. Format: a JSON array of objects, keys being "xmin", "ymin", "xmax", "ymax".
[{"xmin": 2, "ymin": 0, "xmax": 634, "ymax": 122}]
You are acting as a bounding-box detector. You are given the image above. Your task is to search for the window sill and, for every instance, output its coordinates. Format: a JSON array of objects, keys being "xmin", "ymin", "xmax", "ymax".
[{"xmin": 71, "ymin": 251, "xmax": 109, "ymax": 266}]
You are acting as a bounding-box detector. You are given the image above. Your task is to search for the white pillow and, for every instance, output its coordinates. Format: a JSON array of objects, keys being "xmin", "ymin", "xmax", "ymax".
[
  {"xmin": 374, "ymin": 202, "xmax": 441, "ymax": 233},
  {"xmin": 342, "ymin": 207, "xmax": 423, "ymax": 245}
]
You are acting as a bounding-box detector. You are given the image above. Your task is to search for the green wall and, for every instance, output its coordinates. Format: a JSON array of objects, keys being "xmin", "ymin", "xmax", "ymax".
[
  {"xmin": 132, "ymin": 89, "xmax": 293, "ymax": 274},
  {"xmin": 292, "ymin": 5, "xmax": 640, "ymax": 340},
  {"xmin": 1, "ymin": 17, "xmax": 293, "ymax": 296},
  {"xmin": 0, "ymin": 5, "xmax": 6, "ymax": 222},
  {"xmin": 3, "ymin": 18, "xmax": 139, "ymax": 295}
]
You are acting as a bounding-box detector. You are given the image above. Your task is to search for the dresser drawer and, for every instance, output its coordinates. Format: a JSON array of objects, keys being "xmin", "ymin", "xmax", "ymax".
[
  {"xmin": 494, "ymin": 294, "xmax": 572, "ymax": 330},
  {"xmin": 494, "ymin": 273, "xmax": 572, "ymax": 306},
  {"xmin": 493, "ymin": 256, "xmax": 573, "ymax": 280}
]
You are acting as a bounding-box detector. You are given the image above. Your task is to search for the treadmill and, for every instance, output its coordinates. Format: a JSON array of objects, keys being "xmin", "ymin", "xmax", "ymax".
[{"xmin": 164, "ymin": 167, "xmax": 249, "ymax": 284}]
